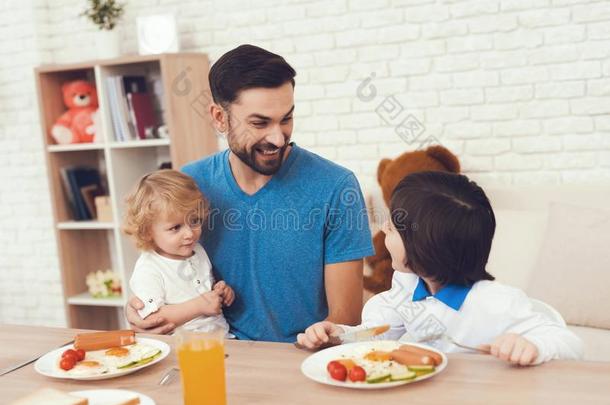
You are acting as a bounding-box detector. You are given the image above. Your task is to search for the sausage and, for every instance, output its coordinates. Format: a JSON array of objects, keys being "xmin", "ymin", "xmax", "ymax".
[
  {"xmin": 390, "ymin": 349, "xmax": 435, "ymax": 366},
  {"xmin": 74, "ymin": 330, "xmax": 136, "ymax": 351},
  {"xmin": 397, "ymin": 344, "xmax": 442, "ymax": 366}
]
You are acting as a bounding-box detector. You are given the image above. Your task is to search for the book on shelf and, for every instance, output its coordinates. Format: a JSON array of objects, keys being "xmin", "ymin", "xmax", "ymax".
[
  {"xmin": 116, "ymin": 77, "xmax": 135, "ymax": 141},
  {"xmin": 106, "ymin": 76, "xmax": 132, "ymax": 142},
  {"xmin": 59, "ymin": 166, "xmax": 104, "ymax": 221},
  {"xmin": 105, "ymin": 77, "xmax": 124, "ymax": 142},
  {"xmin": 128, "ymin": 92, "xmax": 158, "ymax": 140},
  {"xmin": 123, "ymin": 76, "xmax": 147, "ymax": 93},
  {"xmin": 80, "ymin": 184, "xmax": 103, "ymax": 219},
  {"xmin": 106, "ymin": 75, "xmax": 159, "ymax": 142},
  {"xmin": 59, "ymin": 168, "xmax": 77, "ymax": 220}
]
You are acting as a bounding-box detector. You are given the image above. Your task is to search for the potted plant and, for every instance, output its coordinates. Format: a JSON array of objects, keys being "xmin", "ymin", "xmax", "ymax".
[{"xmin": 81, "ymin": 0, "xmax": 125, "ymax": 59}]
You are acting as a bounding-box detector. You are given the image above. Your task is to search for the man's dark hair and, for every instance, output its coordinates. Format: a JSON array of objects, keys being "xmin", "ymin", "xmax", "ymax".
[
  {"xmin": 390, "ymin": 171, "xmax": 496, "ymax": 286},
  {"xmin": 209, "ymin": 44, "xmax": 296, "ymax": 107}
]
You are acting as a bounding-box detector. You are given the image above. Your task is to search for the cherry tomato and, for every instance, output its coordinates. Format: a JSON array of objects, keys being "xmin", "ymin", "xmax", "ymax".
[
  {"xmin": 348, "ymin": 366, "xmax": 366, "ymax": 382},
  {"xmin": 62, "ymin": 349, "xmax": 77, "ymax": 358},
  {"xmin": 327, "ymin": 360, "xmax": 341, "ymax": 374},
  {"xmin": 61, "ymin": 350, "xmax": 78, "ymax": 363},
  {"xmin": 59, "ymin": 357, "xmax": 76, "ymax": 371},
  {"xmin": 328, "ymin": 362, "xmax": 347, "ymax": 381},
  {"xmin": 75, "ymin": 349, "xmax": 86, "ymax": 361}
]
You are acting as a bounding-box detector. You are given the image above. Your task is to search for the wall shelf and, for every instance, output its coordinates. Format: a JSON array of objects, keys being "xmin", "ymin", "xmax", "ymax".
[
  {"xmin": 57, "ymin": 221, "xmax": 116, "ymax": 230},
  {"xmin": 67, "ymin": 292, "xmax": 126, "ymax": 307},
  {"xmin": 48, "ymin": 143, "xmax": 105, "ymax": 152},
  {"xmin": 109, "ymin": 138, "xmax": 171, "ymax": 149}
]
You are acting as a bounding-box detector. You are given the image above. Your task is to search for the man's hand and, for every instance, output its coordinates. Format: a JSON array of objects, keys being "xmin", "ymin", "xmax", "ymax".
[
  {"xmin": 213, "ymin": 280, "xmax": 236, "ymax": 306},
  {"xmin": 125, "ymin": 296, "xmax": 175, "ymax": 334},
  {"xmin": 200, "ymin": 291, "xmax": 223, "ymax": 316},
  {"xmin": 485, "ymin": 333, "xmax": 539, "ymax": 366}
]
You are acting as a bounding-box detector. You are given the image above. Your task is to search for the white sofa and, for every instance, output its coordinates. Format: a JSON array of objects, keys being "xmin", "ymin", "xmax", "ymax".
[{"xmin": 364, "ymin": 184, "xmax": 610, "ymax": 362}]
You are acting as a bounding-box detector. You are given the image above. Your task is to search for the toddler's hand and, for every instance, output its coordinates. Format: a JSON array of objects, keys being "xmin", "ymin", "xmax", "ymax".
[
  {"xmin": 213, "ymin": 281, "xmax": 235, "ymax": 307},
  {"xmin": 296, "ymin": 321, "xmax": 344, "ymax": 350},
  {"xmin": 485, "ymin": 333, "xmax": 539, "ymax": 366},
  {"xmin": 200, "ymin": 290, "xmax": 223, "ymax": 316}
]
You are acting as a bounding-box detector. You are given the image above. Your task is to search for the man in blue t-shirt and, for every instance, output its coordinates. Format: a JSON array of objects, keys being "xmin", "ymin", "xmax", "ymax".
[{"xmin": 126, "ymin": 44, "xmax": 374, "ymax": 342}]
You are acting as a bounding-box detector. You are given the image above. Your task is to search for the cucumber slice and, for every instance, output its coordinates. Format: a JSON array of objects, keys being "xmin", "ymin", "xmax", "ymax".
[
  {"xmin": 118, "ymin": 356, "xmax": 155, "ymax": 369},
  {"xmin": 117, "ymin": 350, "xmax": 161, "ymax": 369},
  {"xmin": 389, "ymin": 364, "xmax": 416, "ymax": 381},
  {"xmin": 408, "ymin": 364, "xmax": 435, "ymax": 377},
  {"xmin": 366, "ymin": 370, "xmax": 391, "ymax": 384}
]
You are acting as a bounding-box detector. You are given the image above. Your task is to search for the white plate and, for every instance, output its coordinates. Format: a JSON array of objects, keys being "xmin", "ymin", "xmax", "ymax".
[
  {"xmin": 34, "ymin": 337, "xmax": 170, "ymax": 381},
  {"xmin": 300, "ymin": 340, "xmax": 447, "ymax": 389},
  {"xmin": 70, "ymin": 389, "xmax": 155, "ymax": 405}
]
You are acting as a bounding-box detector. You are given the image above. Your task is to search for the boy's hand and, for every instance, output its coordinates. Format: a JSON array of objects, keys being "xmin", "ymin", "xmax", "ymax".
[
  {"xmin": 213, "ymin": 281, "xmax": 235, "ymax": 306},
  {"xmin": 296, "ymin": 321, "xmax": 344, "ymax": 350},
  {"xmin": 485, "ymin": 333, "xmax": 539, "ymax": 366},
  {"xmin": 200, "ymin": 290, "xmax": 223, "ymax": 316}
]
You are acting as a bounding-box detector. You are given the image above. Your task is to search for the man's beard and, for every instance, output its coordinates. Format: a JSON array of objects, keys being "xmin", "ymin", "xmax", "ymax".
[{"xmin": 228, "ymin": 128, "xmax": 290, "ymax": 176}]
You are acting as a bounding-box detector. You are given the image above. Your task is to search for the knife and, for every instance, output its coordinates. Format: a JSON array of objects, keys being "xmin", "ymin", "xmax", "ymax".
[
  {"xmin": 0, "ymin": 339, "xmax": 74, "ymax": 377},
  {"xmin": 293, "ymin": 325, "xmax": 391, "ymax": 351},
  {"xmin": 331, "ymin": 324, "xmax": 391, "ymax": 344}
]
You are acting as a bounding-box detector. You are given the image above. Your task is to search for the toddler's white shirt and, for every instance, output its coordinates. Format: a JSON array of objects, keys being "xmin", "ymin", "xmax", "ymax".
[{"xmin": 129, "ymin": 243, "xmax": 230, "ymax": 335}]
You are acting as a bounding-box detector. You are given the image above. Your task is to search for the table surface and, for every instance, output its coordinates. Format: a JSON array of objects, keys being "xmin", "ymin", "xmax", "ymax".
[{"xmin": 1, "ymin": 324, "xmax": 609, "ymax": 404}]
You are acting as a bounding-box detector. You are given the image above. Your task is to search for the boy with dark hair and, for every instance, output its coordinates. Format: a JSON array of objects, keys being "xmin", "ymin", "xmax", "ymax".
[{"xmin": 298, "ymin": 172, "xmax": 583, "ymax": 365}]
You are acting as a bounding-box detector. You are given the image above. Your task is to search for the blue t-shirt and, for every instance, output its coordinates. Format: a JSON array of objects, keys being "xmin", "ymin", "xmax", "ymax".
[{"xmin": 182, "ymin": 143, "xmax": 374, "ymax": 342}]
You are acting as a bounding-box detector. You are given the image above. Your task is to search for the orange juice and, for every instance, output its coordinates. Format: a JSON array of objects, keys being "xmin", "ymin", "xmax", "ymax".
[{"xmin": 177, "ymin": 330, "xmax": 227, "ymax": 405}]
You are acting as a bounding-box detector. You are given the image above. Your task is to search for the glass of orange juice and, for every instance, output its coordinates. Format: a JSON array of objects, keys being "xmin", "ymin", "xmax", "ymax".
[{"xmin": 176, "ymin": 326, "xmax": 227, "ymax": 405}]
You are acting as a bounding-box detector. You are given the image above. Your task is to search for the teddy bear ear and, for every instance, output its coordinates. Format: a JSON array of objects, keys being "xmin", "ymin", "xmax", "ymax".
[
  {"xmin": 377, "ymin": 158, "xmax": 392, "ymax": 183},
  {"xmin": 425, "ymin": 145, "xmax": 461, "ymax": 173}
]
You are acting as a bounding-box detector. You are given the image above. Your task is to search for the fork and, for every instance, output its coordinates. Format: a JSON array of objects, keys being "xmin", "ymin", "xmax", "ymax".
[
  {"xmin": 417, "ymin": 334, "xmax": 490, "ymax": 354},
  {"xmin": 158, "ymin": 367, "xmax": 179, "ymax": 386}
]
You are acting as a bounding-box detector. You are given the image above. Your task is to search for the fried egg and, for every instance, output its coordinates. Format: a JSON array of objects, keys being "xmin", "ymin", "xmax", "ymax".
[
  {"xmin": 350, "ymin": 342, "xmax": 403, "ymax": 377},
  {"xmin": 352, "ymin": 341, "xmax": 400, "ymax": 358},
  {"xmin": 67, "ymin": 360, "xmax": 108, "ymax": 377},
  {"xmin": 119, "ymin": 343, "xmax": 162, "ymax": 368},
  {"xmin": 88, "ymin": 343, "xmax": 161, "ymax": 370},
  {"xmin": 101, "ymin": 346, "xmax": 136, "ymax": 369}
]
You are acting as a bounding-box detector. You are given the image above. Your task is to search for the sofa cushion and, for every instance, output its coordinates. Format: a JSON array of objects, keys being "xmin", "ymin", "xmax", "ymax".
[
  {"xmin": 568, "ymin": 325, "xmax": 610, "ymax": 362},
  {"xmin": 486, "ymin": 209, "xmax": 548, "ymax": 290},
  {"xmin": 527, "ymin": 203, "xmax": 610, "ymax": 330}
]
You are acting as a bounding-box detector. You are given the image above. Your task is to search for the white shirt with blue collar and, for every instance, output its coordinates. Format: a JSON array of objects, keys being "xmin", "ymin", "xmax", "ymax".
[{"xmin": 342, "ymin": 271, "xmax": 583, "ymax": 364}]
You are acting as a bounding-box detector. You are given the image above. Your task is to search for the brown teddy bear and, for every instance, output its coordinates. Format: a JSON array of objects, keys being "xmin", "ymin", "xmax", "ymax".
[
  {"xmin": 364, "ymin": 145, "xmax": 461, "ymax": 294},
  {"xmin": 51, "ymin": 80, "xmax": 99, "ymax": 144}
]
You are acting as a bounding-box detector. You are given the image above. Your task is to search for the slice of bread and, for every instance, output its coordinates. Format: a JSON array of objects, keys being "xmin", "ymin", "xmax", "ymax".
[
  {"xmin": 10, "ymin": 387, "xmax": 88, "ymax": 405},
  {"xmin": 106, "ymin": 397, "xmax": 140, "ymax": 405}
]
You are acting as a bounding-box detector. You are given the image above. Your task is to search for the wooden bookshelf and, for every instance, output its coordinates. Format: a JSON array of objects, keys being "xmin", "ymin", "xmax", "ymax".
[{"xmin": 35, "ymin": 53, "xmax": 218, "ymax": 330}]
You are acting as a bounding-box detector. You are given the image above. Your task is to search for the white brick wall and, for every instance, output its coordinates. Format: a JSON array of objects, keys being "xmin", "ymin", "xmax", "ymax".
[
  {"xmin": 2, "ymin": 0, "xmax": 610, "ymax": 326},
  {"xmin": 0, "ymin": 0, "xmax": 65, "ymax": 327}
]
